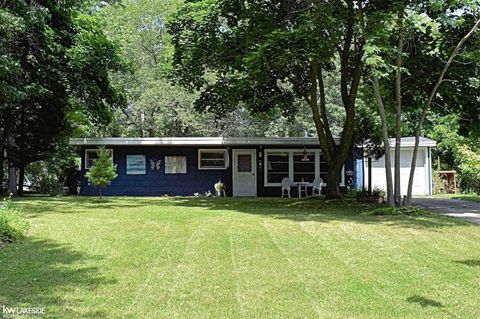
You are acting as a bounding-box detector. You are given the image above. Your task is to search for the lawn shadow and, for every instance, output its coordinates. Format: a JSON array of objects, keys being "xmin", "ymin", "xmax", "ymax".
[
  {"xmin": 455, "ymin": 259, "xmax": 480, "ymax": 267},
  {"xmin": 0, "ymin": 237, "xmax": 115, "ymax": 318},
  {"xmin": 161, "ymin": 197, "xmax": 470, "ymax": 230},
  {"xmin": 12, "ymin": 196, "xmax": 472, "ymax": 229},
  {"xmin": 406, "ymin": 295, "xmax": 443, "ymax": 308},
  {"xmin": 13, "ymin": 196, "xmax": 145, "ymax": 217}
]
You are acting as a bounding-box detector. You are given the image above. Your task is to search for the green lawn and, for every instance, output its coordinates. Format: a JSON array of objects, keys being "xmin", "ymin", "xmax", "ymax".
[{"xmin": 1, "ymin": 197, "xmax": 480, "ymax": 319}]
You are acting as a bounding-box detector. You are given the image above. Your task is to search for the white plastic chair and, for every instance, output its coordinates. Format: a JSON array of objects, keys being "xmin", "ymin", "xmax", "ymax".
[
  {"xmin": 281, "ymin": 178, "xmax": 292, "ymax": 198},
  {"xmin": 311, "ymin": 177, "xmax": 323, "ymax": 196}
]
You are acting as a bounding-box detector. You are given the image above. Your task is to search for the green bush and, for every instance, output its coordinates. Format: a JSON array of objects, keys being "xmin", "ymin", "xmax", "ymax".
[
  {"xmin": 364, "ymin": 206, "xmax": 429, "ymax": 216},
  {"xmin": 0, "ymin": 199, "xmax": 30, "ymax": 244}
]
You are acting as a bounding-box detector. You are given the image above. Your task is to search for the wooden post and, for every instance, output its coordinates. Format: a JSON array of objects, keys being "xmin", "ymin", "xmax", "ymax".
[{"xmin": 453, "ymin": 172, "xmax": 457, "ymax": 194}]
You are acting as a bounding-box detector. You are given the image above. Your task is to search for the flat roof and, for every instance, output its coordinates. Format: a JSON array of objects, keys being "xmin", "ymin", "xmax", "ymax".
[{"xmin": 69, "ymin": 136, "xmax": 436, "ymax": 147}]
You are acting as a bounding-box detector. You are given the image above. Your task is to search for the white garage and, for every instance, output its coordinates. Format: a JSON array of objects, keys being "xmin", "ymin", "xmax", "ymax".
[{"xmin": 363, "ymin": 137, "xmax": 436, "ymax": 196}]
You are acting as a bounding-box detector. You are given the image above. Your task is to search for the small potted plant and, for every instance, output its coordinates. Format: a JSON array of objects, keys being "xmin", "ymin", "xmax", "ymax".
[{"xmin": 214, "ymin": 180, "xmax": 226, "ymax": 197}]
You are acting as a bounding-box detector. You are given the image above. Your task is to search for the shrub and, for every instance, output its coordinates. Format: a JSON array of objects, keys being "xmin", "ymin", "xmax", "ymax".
[
  {"xmin": 0, "ymin": 199, "xmax": 29, "ymax": 244},
  {"xmin": 85, "ymin": 147, "xmax": 117, "ymax": 198},
  {"xmin": 371, "ymin": 186, "xmax": 386, "ymax": 198},
  {"xmin": 364, "ymin": 206, "xmax": 429, "ymax": 216}
]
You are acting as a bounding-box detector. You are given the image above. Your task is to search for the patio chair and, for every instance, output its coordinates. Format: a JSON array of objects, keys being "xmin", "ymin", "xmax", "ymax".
[
  {"xmin": 281, "ymin": 178, "xmax": 292, "ymax": 198},
  {"xmin": 311, "ymin": 177, "xmax": 323, "ymax": 196}
]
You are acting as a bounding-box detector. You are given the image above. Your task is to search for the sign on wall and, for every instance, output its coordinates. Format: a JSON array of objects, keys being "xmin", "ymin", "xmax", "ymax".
[{"xmin": 126, "ymin": 155, "xmax": 146, "ymax": 175}]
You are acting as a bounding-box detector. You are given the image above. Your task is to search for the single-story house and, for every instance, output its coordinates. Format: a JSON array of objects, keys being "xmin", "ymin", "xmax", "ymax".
[{"xmin": 69, "ymin": 136, "xmax": 436, "ymax": 197}]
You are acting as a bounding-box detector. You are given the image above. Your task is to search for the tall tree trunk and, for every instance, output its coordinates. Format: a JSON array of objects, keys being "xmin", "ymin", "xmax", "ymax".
[
  {"xmin": 8, "ymin": 161, "xmax": 17, "ymax": 196},
  {"xmin": 307, "ymin": 62, "xmax": 341, "ymax": 199},
  {"xmin": 7, "ymin": 136, "xmax": 17, "ymax": 196},
  {"xmin": 0, "ymin": 148, "xmax": 4, "ymax": 195},
  {"xmin": 406, "ymin": 17, "xmax": 480, "ymax": 205},
  {"xmin": 17, "ymin": 165, "xmax": 25, "ymax": 197},
  {"xmin": 288, "ymin": 3, "xmax": 364, "ymax": 200},
  {"xmin": 325, "ymin": 163, "xmax": 342, "ymax": 199},
  {"xmin": 371, "ymin": 77, "xmax": 394, "ymax": 206},
  {"xmin": 394, "ymin": 28, "xmax": 404, "ymax": 206}
]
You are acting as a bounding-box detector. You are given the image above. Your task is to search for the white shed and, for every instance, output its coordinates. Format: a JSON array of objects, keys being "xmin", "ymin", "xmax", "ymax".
[{"xmin": 363, "ymin": 137, "xmax": 436, "ymax": 196}]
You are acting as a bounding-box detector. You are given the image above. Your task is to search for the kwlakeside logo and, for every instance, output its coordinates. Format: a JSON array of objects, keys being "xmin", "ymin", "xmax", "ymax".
[{"xmin": 2, "ymin": 305, "xmax": 45, "ymax": 318}]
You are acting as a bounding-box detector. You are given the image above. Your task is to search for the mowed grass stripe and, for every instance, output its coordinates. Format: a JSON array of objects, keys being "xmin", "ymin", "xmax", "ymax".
[
  {"xmin": 157, "ymin": 215, "xmax": 240, "ymax": 319},
  {"xmin": 303, "ymin": 220, "xmax": 479, "ymax": 318},
  {"xmin": 263, "ymin": 218, "xmax": 385, "ymax": 318},
  {"xmin": 229, "ymin": 216, "xmax": 320, "ymax": 319}
]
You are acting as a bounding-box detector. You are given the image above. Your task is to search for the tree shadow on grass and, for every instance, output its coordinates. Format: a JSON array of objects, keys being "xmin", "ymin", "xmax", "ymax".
[
  {"xmin": 0, "ymin": 237, "xmax": 115, "ymax": 318},
  {"xmin": 455, "ymin": 259, "xmax": 480, "ymax": 267},
  {"xmin": 13, "ymin": 197, "xmax": 145, "ymax": 217},
  {"xmin": 406, "ymin": 295, "xmax": 443, "ymax": 308},
  {"xmin": 13, "ymin": 196, "xmax": 472, "ymax": 229},
  {"xmin": 162, "ymin": 197, "xmax": 470, "ymax": 230}
]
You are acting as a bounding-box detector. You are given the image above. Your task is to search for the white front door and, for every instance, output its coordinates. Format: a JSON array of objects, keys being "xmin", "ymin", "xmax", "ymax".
[{"xmin": 233, "ymin": 149, "xmax": 256, "ymax": 197}]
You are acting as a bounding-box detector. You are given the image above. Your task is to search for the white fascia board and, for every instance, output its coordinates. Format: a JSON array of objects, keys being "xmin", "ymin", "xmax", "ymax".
[{"xmin": 69, "ymin": 137, "xmax": 334, "ymax": 146}]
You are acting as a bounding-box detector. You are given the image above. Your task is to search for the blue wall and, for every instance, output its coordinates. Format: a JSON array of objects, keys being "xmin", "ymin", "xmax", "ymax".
[
  {"xmin": 80, "ymin": 145, "xmax": 357, "ymax": 197},
  {"xmin": 80, "ymin": 146, "xmax": 231, "ymax": 196}
]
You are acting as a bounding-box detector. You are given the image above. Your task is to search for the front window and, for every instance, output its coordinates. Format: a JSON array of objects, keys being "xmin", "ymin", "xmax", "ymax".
[
  {"xmin": 319, "ymin": 154, "xmax": 328, "ymax": 184},
  {"xmin": 198, "ymin": 149, "xmax": 227, "ymax": 169},
  {"xmin": 266, "ymin": 152, "xmax": 289, "ymax": 183},
  {"xmin": 85, "ymin": 149, "xmax": 113, "ymax": 169},
  {"xmin": 165, "ymin": 156, "xmax": 187, "ymax": 174},
  {"xmin": 293, "ymin": 152, "xmax": 315, "ymax": 182}
]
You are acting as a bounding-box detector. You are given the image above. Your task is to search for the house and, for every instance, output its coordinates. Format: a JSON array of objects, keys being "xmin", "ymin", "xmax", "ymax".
[{"xmin": 69, "ymin": 136, "xmax": 436, "ymax": 197}]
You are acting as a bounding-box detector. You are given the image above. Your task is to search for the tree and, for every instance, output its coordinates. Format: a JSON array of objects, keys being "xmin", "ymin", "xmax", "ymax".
[
  {"xmin": 168, "ymin": 0, "xmax": 395, "ymax": 199},
  {"xmin": 85, "ymin": 147, "xmax": 117, "ymax": 198},
  {"xmin": 0, "ymin": 1, "xmax": 125, "ymax": 195},
  {"xmin": 406, "ymin": 15, "xmax": 480, "ymax": 204},
  {"xmin": 95, "ymin": 0, "xmax": 321, "ymax": 139},
  {"xmin": 365, "ymin": 2, "xmax": 480, "ymax": 205}
]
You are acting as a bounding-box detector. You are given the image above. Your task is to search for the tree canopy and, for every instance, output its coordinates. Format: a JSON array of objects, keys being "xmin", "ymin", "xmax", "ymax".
[
  {"xmin": 0, "ymin": 0, "xmax": 125, "ymax": 194},
  {"xmin": 168, "ymin": 0, "xmax": 401, "ymax": 198}
]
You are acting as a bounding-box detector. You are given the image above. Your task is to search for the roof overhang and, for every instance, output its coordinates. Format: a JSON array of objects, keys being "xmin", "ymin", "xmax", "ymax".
[
  {"xmin": 69, "ymin": 137, "xmax": 326, "ymax": 146},
  {"xmin": 69, "ymin": 136, "xmax": 436, "ymax": 147},
  {"xmin": 387, "ymin": 137, "xmax": 437, "ymax": 147}
]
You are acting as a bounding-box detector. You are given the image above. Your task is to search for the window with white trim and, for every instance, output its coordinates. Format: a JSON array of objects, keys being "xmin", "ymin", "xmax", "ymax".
[
  {"xmin": 264, "ymin": 149, "xmax": 345, "ymax": 186},
  {"xmin": 293, "ymin": 151, "xmax": 315, "ymax": 182},
  {"xmin": 266, "ymin": 152, "xmax": 289, "ymax": 183},
  {"xmin": 85, "ymin": 149, "xmax": 113, "ymax": 169},
  {"xmin": 319, "ymin": 153, "xmax": 328, "ymax": 184},
  {"xmin": 198, "ymin": 149, "xmax": 227, "ymax": 169},
  {"xmin": 126, "ymin": 155, "xmax": 146, "ymax": 175},
  {"xmin": 165, "ymin": 156, "xmax": 187, "ymax": 174}
]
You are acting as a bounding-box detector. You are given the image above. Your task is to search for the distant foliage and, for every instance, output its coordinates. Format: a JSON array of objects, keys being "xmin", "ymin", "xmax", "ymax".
[
  {"xmin": 429, "ymin": 115, "xmax": 480, "ymax": 194},
  {"xmin": 85, "ymin": 147, "xmax": 117, "ymax": 198},
  {"xmin": 432, "ymin": 171, "xmax": 443, "ymax": 195},
  {"xmin": 456, "ymin": 145, "xmax": 480, "ymax": 194},
  {"xmin": 0, "ymin": 198, "xmax": 29, "ymax": 244}
]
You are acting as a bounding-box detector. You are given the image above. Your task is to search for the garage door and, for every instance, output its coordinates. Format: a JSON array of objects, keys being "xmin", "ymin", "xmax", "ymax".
[{"xmin": 368, "ymin": 149, "xmax": 427, "ymax": 196}]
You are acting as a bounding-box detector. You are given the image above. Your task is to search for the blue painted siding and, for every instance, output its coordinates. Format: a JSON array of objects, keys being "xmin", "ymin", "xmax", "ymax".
[
  {"xmin": 80, "ymin": 144, "xmax": 357, "ymax": 197},
  {"xmin": 80, "ymin": 146, "xmax": 231, "ymax": 196}
]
